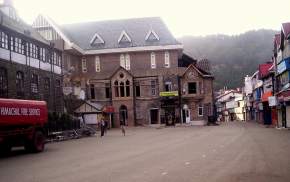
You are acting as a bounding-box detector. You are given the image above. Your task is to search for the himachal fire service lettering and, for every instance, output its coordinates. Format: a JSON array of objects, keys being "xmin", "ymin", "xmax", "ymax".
[{"xmin": 0, "ymin": 107, "xmax": 40, "ymax": 116}]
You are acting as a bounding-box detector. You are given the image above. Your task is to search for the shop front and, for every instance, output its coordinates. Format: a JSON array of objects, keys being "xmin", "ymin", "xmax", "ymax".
[
  {"xmin": 160, "ymin": 91, "xmax": 180, "ymax": 125},
  {"xmin": 277, "ymin": 90, "xmax": 290, "ymax": 128}
]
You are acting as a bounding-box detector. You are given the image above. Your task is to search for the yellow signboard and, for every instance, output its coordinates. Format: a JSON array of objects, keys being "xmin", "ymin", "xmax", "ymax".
[{"xmin": 159, "ymin": 91, "xmax": 178, "ymax": 97}]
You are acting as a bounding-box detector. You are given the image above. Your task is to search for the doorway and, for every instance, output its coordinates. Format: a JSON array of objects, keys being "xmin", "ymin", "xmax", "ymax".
[
  {"xmin": 119, "ymin": 105, "xmax": 128, "ymax": 126},
  {"xmin": 182, "ymin": 109, "xmax": 190, "ymax": 123},
  {"xmin": 150, "ymin": 109, "xmax": 159, "ymax": 124}
]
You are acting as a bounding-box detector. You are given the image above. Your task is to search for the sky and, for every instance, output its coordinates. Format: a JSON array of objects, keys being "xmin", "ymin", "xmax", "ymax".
[{"xmin": 7, "ymin": 0, "xmax": 290, "ymax": 37}]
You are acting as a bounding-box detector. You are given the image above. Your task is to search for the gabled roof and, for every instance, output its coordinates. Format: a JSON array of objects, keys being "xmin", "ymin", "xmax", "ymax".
[
  {"xmin": 282, "ymin": 22, "xmax": 290, "ymax": 39},
  {"xmin": 0, "ymin": 8, "xmax": 48, "ymax": 45},
  {"xmin": 60, "ymin": 17, "xmax": 181, "ymax": 51},
  {"xmin": 182, "ymin": 64, "xmax": 213, "ymax": 78},
  {"xmin": 259, "ymin": 62, "xmax": 273, "ymax": 79}
]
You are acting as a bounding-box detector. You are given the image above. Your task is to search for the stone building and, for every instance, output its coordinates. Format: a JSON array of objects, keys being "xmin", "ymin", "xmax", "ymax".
[
  {"xmin": 33, "ymin": 16, "xmax": 214, "ymax": 127},
  {"xmin": 0, "ymin": 1, "xmax": 63, "ymax": 112}
]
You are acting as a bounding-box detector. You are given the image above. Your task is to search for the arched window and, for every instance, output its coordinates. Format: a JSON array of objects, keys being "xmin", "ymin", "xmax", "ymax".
[
  {"xmin": 16, "ymin": 71, "xmax": 24, "ymax": 98},
  {"xmin": 120, "ymin": 82, "xmax": 125, "ymax": 97},
  {"xmin": 114, "ymin": 80, "xmax": 119, "ymax": 97},
  {"xmin": 31, "ymin": 74, "xmax": 39, "ymax": 93},
  {"xmin": 126, "ymin": 80, "xmax": 130, "ymax": 97},
  {"xmin": 0, "ymin": 67, "xmax": 8, "ymax": 98}
]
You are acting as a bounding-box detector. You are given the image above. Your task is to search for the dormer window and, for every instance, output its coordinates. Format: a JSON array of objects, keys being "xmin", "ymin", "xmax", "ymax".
[
  {"xmin": 90, "ymin": 33, "xmax": 104, "ymax": 46},
  {"xmin": 145, "ymin": 29, "xmax": 160, "ymax": 41},
  {"xmin": 118, "ymin": 30, "xmax": 131, "ymax": 43}
]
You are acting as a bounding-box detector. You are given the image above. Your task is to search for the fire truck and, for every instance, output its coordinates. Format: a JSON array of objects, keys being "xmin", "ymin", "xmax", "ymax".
[{"xmin": 0, "ymin": 99, "xmax": 48, "ymax": 154}]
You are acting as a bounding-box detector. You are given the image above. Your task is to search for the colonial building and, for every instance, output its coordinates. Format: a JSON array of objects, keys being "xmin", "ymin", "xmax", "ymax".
[
  {"xmin": 0, "ymin": 1, "xmax": 63, "ymax": 112},
  {"xmin": 33, "ymin": 16, "xmax": 214, "ymax": 127}
]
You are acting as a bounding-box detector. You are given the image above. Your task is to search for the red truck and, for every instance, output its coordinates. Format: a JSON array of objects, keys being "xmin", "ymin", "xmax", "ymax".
[{"xmin": 0, "ymin": 98, "xmax": 48, "ymax": 154}]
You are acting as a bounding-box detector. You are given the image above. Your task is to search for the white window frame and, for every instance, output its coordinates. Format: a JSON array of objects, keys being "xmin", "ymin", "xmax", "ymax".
[
  {"xmin": 120, "ymin": 54, "xmax": 125, "ymax": 68},
  {"xmin": 151, "ymin": 52, "xmax": 156, "ymax": 69},
  {"xmin": 198, "ymin": 104, "xmax": 203, "ymax": 117},
  {"xmin": 164, "ymin": 51, "xmax": 170, "ymax": 68},
  {"xmin": 145, "ymin": 29, "xmax": 160, "ymax": 41},
  {"xmin": 95, "ymin": 56, "xmax": 101, "ymax": 72},
  {"xmin": 125, "ymin": 53, "xmax": 130, "ymax": 70},
  {"xmin": 82, "ymin": 57, "xmax": 87, "ymax": 72}
]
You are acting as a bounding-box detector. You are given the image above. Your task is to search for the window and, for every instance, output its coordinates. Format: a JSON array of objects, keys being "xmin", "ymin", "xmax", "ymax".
[
  {"xmin": 31, "ymin": 74, "xmax": 39, "ymax": 93},
  {"xmin": 40, "ymin": 48, "xmax": 46, "ymax": 62},
  {"xmin": 165, "ymin": 81, "xmax": 172, "ymax": 91},
  {"xmin": 120, "ymin": 54, "xmax": 125, "ymax": 68},
  {"xmin": 29, "ymin": 43, "xmax": 39, "ymax": 59},
  {"xmin": 10, "ymin": 36, "xmax": 14, "ymax": 51},
  {"xmin": 0, "ymin": 31, "xmax": 8, "ymax": 49},
  {"xmin": 199, "ymin": 81, "xmax": 203, "ymax": 94},
  {"xmin": 90, "ymin": 84, "xmax": 95, "ymax": 99},
  {"xmin": 44, "ymin": 77, "xmax": 50, "ymax": 92},
  {"xmin": 151, "ymin": 52, "xmax": 156, "ymax": 69},
  {"xmin": 95, "ymin": 56, "xmax": 101, "ymax": 72},
  {"xmin": 120, "ymin": 82, "xmax": 125, "ymax": 97},
  {"xmin": 135, "ymin": 82, "xmax": 140, "ymax": 97},
  {"xmin": 0, "ymin": 67, "xmax": 8, "ymax": 98},
  {"xmin": 14, "ymin": 37, "xmax": 25, "ymax": 54},
  {"xmin": 125, "ymin": 54, "xmax": 130, "ymax": 70},
  {"xmin": 188, "ymin": 82, "xmax": 197, "ymax": 94},
  {"xmin": 114, "ymin": 81, "xmax": 119, "ymax": 97},
  {"xmin": 16, "ymin": 71, "xmax": 24, "ymax": 98},
  {"xmin": 198, "ymin": 104, "xmax": 203, "ymax": 117},
  {"xmin": 126, "ymin": 80, "xmax": 130, "ymax": 97},
  {"xmin": 105, "ymin": 83, "xmax": 110, "ymax": 98},
  {"xmin": 82, "ymin": 57, "xmax": 87, "ymax": 72},
  {"xmin": 164, "ymin": 51, "xmax": 170, "ymax": 68},
  {"xmin": 151, "ymin": 80, "xmax": 156, "ymax": 96},
  {"xmin": 120, "ymin": 54, "xmax": 130, "ymax": 70}
]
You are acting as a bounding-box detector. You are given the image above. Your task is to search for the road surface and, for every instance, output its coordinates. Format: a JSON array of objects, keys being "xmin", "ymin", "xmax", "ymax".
[{"xmin": 1, "ymin": 122, "xmax": 290, "ymax": 182}]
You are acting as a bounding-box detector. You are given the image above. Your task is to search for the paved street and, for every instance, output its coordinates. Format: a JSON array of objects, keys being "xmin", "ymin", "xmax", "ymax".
[{"xmin": 1, "ymin": 122, "xmax": 290, "ymax": 182}]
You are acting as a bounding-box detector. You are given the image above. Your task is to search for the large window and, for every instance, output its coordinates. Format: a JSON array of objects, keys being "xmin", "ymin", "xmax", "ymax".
[
  {"xmin": 114, "ymin": 81, "xmax": 119, "ymax": 97},
  {"xmin": 126, "ymin": 80, "xmax": 130, "ymax": 97},
  {"xmin": 120, "ymin": 54, "xmax": 130, "ymax": 70},
  {"xmin": 16, "ymin": 71, "xmax": 24, "ymax": 98},
  {"xmin": 0, "ymin": 68, "xmax": 8, "ymax": 98},
  {"xmin": 14, "ymin": 37, "xmax": 25, "ymax": 54},
  {"xmin": 135, "ymin": 82, "xmax": 140, "ymax": 97},
  {"xmin": 90, "ymin": 84, "xmax": 95, "ymax": 99},
  {"xmin": 0, "ymin": 31, "xmax": 8, "ymax": 49},
  {"xmin": 198, "ymin": 104, "xmax": 203, "ymax": 117},
  {"xmin": 188, "ymin": 82, "xmax": 197, "ymax": 94},
  {"xmin": 151, "ymin": 52, "xmax": 156, "ymax": 69},
  {"xmin": 29, "ymin": 43, "xmax": 39, "ymax": 59},
  {"xmin": 40, "ymin": 48, "xmax": 46, "ymax": 62},
  {"xmin": 105, "ymin": 83, "xmax": 110, "ymax": 98},
  {"xmin": 164, "ymin": 51, "xmax": 170, "ymax": 68},
  {"xmin": 31, "ymin": 74, "xmax": 39, "ymax": 93}
]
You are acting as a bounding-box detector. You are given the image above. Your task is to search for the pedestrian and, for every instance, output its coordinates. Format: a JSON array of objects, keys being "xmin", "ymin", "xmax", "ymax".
[
  {"xmin": 120, "ymin": 119, "xmax": 126, "ymax": 136},
  {"xmin": 100, "ymin": 117, "xmax": 105, "ymax": 137}
]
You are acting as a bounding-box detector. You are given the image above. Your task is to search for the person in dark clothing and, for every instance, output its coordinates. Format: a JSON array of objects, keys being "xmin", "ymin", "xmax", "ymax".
[
  {"xmin": 100, "ymin": 118, "xmax": 105, "ymax": 137},
  {"xmin": 120, "ymin": 119, "xmax": 126, "ymax": 136}
]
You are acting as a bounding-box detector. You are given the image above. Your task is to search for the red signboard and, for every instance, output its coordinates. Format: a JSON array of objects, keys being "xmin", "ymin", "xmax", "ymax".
[
  {"xmin": 0, "ymin": 99, "xmax": 48, "ymax": 126},
  {"xmin": 261, "ymin": 91, "xmax": 272, "ymax": 102},
  {"xmin": 102, "ymin": 106, "xmax": 115, "ymax": 113}
]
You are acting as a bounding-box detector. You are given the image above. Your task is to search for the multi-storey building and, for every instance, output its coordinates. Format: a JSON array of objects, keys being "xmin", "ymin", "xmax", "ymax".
[
  {"xmin": 275, "ymin": 22, "xmax": 290, "ymax": 128},
  {"xmin": 0, "ymin": 1, "xmax": 63, "ymax": 112},
  {"xmin": 33, "ymin": 16, "xmax": 214, "ymax": 127}
]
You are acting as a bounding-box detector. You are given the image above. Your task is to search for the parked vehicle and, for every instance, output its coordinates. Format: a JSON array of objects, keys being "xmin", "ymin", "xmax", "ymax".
[{"xmin": 0, "ymin": 99, "xmax": 48, "ymax": 154}]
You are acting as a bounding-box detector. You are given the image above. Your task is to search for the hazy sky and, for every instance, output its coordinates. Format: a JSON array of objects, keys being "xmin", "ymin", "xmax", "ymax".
[{"xmin": 9, "ymin": 0, "xmax": 290, "ymax": 37}]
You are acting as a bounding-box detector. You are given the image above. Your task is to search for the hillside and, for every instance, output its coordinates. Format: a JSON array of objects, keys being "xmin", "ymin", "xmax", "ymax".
[{"xmin": 179, "ymin": 29, "xmax": 278, "ymax": 90}]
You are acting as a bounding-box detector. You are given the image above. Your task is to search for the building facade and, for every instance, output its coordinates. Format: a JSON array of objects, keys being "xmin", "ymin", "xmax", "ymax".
[
  {"xmin": 0, "ymin": 1, "xmax": 63, "ymax": 112},
  {"xmin": 33, "ymin": 16, "xmax": 214, "ymax": 127}
]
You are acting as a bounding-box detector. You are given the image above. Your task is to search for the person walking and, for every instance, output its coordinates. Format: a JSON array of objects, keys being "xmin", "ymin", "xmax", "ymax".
[
  {"xmin": 120, "ymin": 119, "xmax": 126, "ymax": 136},
  {"xmin": 100, "ymin": 118, "xmax": 105, "ymax": 137}
]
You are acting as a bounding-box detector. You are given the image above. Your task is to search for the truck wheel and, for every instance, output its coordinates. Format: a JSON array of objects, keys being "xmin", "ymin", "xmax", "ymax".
[{"xmin": 25, "ymin": 131, "xmax": 45, "ymax": 153}]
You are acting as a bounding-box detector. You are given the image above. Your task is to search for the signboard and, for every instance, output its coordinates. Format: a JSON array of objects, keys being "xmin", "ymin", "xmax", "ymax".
[
  {"xmin": 159, "ymin": 91, "xmax": 178, "ymax": 97},
  {"xmin": 277, "ymin": 61, "xmax": 287, "ymax": 74},
  {"xmin": 268, "ymin": 96, "xmax": 277, "ymax": 107}
]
